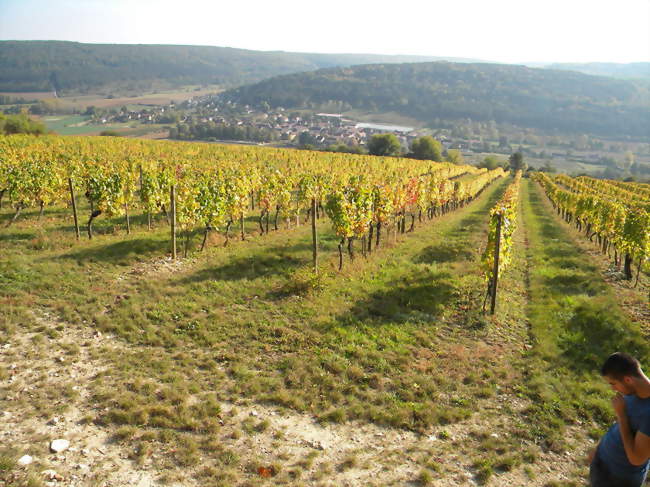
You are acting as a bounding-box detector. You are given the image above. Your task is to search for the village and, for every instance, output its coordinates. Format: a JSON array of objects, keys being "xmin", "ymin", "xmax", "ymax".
[{"xmin": 90, "ymin": 94, "xmax": 441, "ymax": 151}]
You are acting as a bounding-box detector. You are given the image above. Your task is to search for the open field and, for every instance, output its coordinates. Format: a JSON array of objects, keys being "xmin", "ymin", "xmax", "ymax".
[
  {"xmin": 0, "ymin": 85, "xmax": 221, "ymax": 111},
  {"xmin": 38, "ymin": 115, "xmax": 169, "ymax": 137},
  {"xmin": 56, "ymin": 86, "xmax": 221, "ymax": 111},
  {"xmin": 1, "ymin": 166, "xmax": 648, "ymax": 486},
  {"xmin": 0, "ymin": 92, "xmax": 59, "ymax": 101}
]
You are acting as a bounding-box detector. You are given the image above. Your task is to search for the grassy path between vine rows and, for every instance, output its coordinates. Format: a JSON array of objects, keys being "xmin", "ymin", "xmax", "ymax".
[
  {"xmin": 534, "ymin": 179, "xmax": 650, "ymax": 328},
  {"xmin": 507, "ymin": 179, "xmax": 650, "ymax": 487},
  {"xmin": 4, "ymin": 176, "xmax": 647, "ymax": 486}
]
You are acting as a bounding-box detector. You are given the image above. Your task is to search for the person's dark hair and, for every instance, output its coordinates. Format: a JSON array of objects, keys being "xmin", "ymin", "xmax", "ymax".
[{"xmin": 601, "ymin": 353, "xmax": 642, "ymax": 379}]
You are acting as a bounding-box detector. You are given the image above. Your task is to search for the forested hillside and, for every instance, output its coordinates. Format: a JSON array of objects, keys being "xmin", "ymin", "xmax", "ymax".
[
  {"xmin": 222, "ymin": 62, "xmax": 650, "ymax": 137},
  {"xmin": 544, "ymin": 62, "xmax": 650, "ymax": 80},
  {"xmin": 0, "ymin": 41, "xmax": 470, "ymax": 93}
]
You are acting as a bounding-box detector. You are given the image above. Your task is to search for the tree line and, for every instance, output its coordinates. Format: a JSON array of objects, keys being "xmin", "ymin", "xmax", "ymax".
[{"xmin": 169, "ymin": 122, "xmax": 277, "ymax": 143}]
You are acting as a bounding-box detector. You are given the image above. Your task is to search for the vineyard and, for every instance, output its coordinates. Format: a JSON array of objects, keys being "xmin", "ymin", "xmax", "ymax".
[
  {"xmin": 1, "ymin": 135, "xmax": 649, "ymax": 487},
  {"xmin": 1, "ymin": 135, "xmax": 508, "ymax": 270}
]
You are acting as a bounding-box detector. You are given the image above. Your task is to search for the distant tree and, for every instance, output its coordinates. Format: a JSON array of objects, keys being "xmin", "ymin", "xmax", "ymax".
[
  {"xmin": 479, "ymin": 155, "xmax": 500, "ymax": 170},
  {"xmin": 630, "ymin": 162, "xmax": 650, "ymax": 176},
  {"xmin": 326, "ymin": 144, "xmax": 365, "ymax": 154},
  {"xmin": 29, "ymin": 99, "xmax": 61, "ymax": 115},
  {"xmin": 0, "ymin": 110, "xmax": 46, "ymax": 135},
  {"xmin": 410, "ymin": 136, "xmax": 442, "ymax": 161},
  {"xmin": 446, "ymin": 149, "xmax": 464, "ymax": 165},
  {"xmin": 298, "ymin": 131, "xmax": 318, "ymax": 147},
  {"xmin": 538, "ymin": 160, "xmax": 556, "ymax": 173},
  {"xmin": 367, "ymin": 133, "xmax": 401, "ymax": 157},
  {"xmin": 28, "ymin": 103, "xmax": 45, "ymax": 115},
  {"xmin": 602, "ymin": 167, "xmax": 623, "ymax": 179},
  {"xmin": 509, "ymin": 151, "xmax": 526, "ymax": 172},
  {"xmin": 599, "ymin": 156, "xmax": 617, "ymax": 168},
  {"xmin": 622, "ymin": 151, "xmax": 635, "ymax": 171},
  {"xmin": 158, "ymin": 111, "xmax": 181, "ymax": 124}
]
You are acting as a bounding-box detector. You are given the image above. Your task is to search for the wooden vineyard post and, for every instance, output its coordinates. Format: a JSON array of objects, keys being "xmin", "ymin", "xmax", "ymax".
[
  {"xmin": 311, "ymin": 197, "xmax": 318, "ymax": 272},
  {"xmin": 124, "ymin": 202, "xmax": 131, "ymax": 235},
  {"xmin": 170, "ymin": 184, "xmax": 177, "ymax": 260},
  {"xmin": 490, "ymin": 213, "xmax": 503, "ymax": 315},
  {"xmin": 68, "ymin": 178, "xmax": 80, "ymax": 240}
]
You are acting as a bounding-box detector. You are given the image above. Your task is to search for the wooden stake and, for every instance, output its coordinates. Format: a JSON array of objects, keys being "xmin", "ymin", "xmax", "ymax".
[
  {"xmin": 68, "ymin": 178, "xmax": 80, "ymax": 240},
  {"xmin": 490, "ymin": 213, "xmax": 503, "ymax": 315},
  {"xmin": 170, "ymin": 185, "xmax": 177, "ymax": 259},
  {"xmin": 124, "ymin": 202, "xmax": 130, "ymax": 235},
  {"xmin": 311, "ymin": 197, "xmax": 318, "ymax": 272}
]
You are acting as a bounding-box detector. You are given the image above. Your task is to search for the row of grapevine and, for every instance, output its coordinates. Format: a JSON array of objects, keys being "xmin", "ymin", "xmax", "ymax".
[
  {"xmin": 554, "ymin": 174, "xmax": 650, "ymax": 210},
  {"xmin": 482, "ymin": 171, "xmax": 522, "ymax": 314},
  {"xmin": 601, "ymin": 179, "xmax": 650, "ymax": 201},
  {"xmin": 326, "ymin": 167, "xmax": 506, "ymax": 269},
  {"xmin": 0, "ymin": 135, "xmax": 506, "ymax": 270},
  {"xmin": 533, "ymin": 172, "xmax": 648, "ymax": 282}
]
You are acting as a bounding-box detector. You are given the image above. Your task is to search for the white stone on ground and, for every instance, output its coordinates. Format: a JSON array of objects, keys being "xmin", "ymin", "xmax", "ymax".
[
  {"xmin": 18, "ymin": 454, "xmax": 33, "ymax": 465},
  {"xmin": 50, "ymin": 439, "xmax": 70, "ymax": 453}
]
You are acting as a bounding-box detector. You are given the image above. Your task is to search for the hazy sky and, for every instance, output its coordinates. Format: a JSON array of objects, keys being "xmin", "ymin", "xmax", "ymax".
[{"xmin": 1, "ymin": 0, "xmax": 649, "ymax": 63}]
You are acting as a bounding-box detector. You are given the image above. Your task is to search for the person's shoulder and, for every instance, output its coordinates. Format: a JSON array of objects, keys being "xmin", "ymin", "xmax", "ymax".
[
  {"xmin": 627, "ymin": 395, "xmax": 650, "ymax": 410},
  {"xmin": 637, "ymin": 396, "xmax": 650, "ymax": 413}
]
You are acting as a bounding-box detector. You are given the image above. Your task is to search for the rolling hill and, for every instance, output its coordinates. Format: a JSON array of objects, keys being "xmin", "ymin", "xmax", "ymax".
[
  {"xmin": 221, "ymin": 62, "xmax": 650, "ymax": 136},
  {"xmin": 0, "ymin": 40, "xmax": 481, "ymax": 93},
  {"xmin": 542, "ymin": 62, "xmax": 650, "ymax": 80}
]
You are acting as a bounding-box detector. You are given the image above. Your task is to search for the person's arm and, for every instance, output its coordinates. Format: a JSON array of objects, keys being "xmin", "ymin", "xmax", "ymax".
[{"xmin": 612, "ymin": 393, "xmax": 650, "ymax": 466}]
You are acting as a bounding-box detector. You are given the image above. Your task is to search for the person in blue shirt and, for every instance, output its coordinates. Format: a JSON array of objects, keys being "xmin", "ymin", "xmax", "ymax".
[{"xmin": 589, "ymin": 352, "xmax": 650, "ymax": 487}]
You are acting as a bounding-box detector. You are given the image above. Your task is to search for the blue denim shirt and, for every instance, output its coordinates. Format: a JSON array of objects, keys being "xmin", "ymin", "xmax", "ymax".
[{"xmin": 598, "ymin": 395, "xmax": 650, "ymax": 478}]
